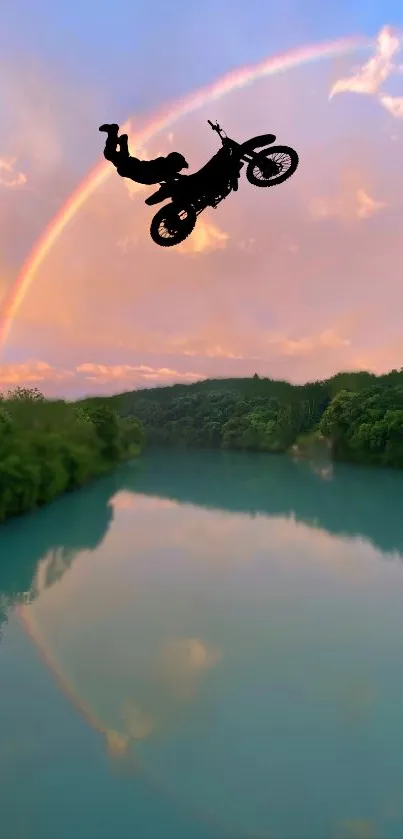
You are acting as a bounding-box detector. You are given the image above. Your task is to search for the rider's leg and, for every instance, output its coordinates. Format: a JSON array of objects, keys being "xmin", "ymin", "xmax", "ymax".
[
  {"xmin": 99, "ymin": 124, "xmax": 121, "ymax": 165},
  {"xmin": 117, "ymin": 134, "xmax": 130, "ymax": 158},
  {"xmin": 117, "ymin": 136, "xmax": 168, "ymax": 183},
  {"xmin": 102, "ymin": 128, "xmax": 159, "ymax": 184},
  {"xmin": 116, "ymin": 157, "xmax": 149, "ymax": 182},
  {"xmin": 115, "ymin": 135, "xmax": 153, "ymax": 182}
]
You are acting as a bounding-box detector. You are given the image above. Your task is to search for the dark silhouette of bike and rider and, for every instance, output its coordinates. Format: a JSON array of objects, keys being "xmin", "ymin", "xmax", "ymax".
[{"xmin": 99, "ymin": 120, "xmax": 299, "ymax": 248}]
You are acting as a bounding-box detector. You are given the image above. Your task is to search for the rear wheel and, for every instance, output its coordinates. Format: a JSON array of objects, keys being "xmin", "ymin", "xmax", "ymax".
[
  {"xmin": 246, "ymin": 145, "xmax": 299, "ymax": 188},
  {"xmin": 150, "ymin": 204, "xmax": 196, "ymax": 247}
]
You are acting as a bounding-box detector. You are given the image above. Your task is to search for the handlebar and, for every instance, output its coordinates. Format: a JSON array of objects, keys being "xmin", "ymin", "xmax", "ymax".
[{"xmin": 207, "ymin": 119, "xmax": 225, "ymax": 137}]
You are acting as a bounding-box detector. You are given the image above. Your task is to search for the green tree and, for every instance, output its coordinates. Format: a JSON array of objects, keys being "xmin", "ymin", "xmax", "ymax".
[
  {"xmin": 87, "ymin": 405, "xmax": 121, "ymax": 461},
  {"xmin": 0, "ymin": 397, "xmax": 145, "ymax": 522},
  {"xmin": 7, "ymin": 386, "xmax": 45, "ymax": 402}
]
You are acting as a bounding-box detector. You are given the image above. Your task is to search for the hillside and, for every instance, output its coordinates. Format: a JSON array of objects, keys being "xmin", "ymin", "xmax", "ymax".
[{"xmin": 79, "ymin": 367, "xmax": 403, "ymax": 469}]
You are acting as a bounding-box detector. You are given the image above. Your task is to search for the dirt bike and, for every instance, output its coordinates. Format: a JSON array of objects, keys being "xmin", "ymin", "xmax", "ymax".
[{"xmin": 145, "ymin": 120, "xmax": 299, "ymax": 247}]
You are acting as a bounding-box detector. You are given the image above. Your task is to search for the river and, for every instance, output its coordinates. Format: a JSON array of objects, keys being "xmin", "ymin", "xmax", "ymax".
[{"xmin": 2, "ymin": 448, "xmax": 403, "ymax": 839}]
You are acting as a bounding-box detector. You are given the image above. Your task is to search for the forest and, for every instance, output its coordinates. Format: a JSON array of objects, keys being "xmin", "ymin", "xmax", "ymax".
[
  {"xmin": 88, "ymin": 366, "xmax": 403, "ymax": 468},
  {"xmin": 1, "ymin": 366, "xmax": 403, "ymax": 523},
  {"xmin": 0, "ymin": 386, "xmax": 145, "ymax": 521}
]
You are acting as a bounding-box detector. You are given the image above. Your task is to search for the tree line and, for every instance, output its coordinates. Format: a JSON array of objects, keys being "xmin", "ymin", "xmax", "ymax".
[
  {"xmin": 0, "ymin": 386, "xmax": 145, "ymax": 522},
  {"xmin": 1, "ymin": 365, "xmax": 403, "ymax": 524},
  {"xmin": 106, "ymin": 367, "xmax": 403, "ymax": 468}
]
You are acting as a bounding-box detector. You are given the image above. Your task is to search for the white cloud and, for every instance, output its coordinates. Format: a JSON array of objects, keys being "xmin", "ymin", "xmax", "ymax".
[
  {"xmin": 329, "ymin": 25, "xmax": 401, "ymax": 99},
  {"xmin": 379, "ymin": 94, "xmax": 403, "ymax": 118},
  {"xmin": 177, "ymin": 217, "xmax": 229, "ymax": 255},
  {"xmin": 309, "ymin": 185, "xmax": 385, "ymax": 222},
  {"xmin": 329, "ymin": 25, "xmax": 403, "ymax": 120},
  {"xmin": 0, "ymin": 156, "xmax": 27, "ymax": 188},
  {"xmin": 355, "ymin": 188, "xmax": 386, "ymax": 218}
]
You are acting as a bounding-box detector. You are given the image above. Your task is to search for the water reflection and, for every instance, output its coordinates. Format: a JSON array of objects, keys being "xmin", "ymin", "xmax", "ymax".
[
  {"xmin": 128, "ymin": 448, "xmax": 403, "ymax": 557},
  {"xmin": 0, "ymin": 472, "xmax": 116, "ymax": 636},
  {"xmin": 2, "ymin": 448, "xmax": 403, "ymax": 639},
  {"xmin": 2, "ymin": 450, "xmax": 403, "ymax": 837},
  {"xmin": 0, "ymin": 465, "xmax": 222, "ymax": 761},
  {"xmin": 102, "ymin": 637, "xmax": 221, "ymax": 765}
]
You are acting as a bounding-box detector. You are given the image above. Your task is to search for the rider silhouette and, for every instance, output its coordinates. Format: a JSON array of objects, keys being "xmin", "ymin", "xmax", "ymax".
[{"xmin": 99, "ymin": 124, "xmax": 189, "ymax": 185}]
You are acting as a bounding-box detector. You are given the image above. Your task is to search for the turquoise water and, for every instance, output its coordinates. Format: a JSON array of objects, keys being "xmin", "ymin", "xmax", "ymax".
[{"xmin": 2, "ymin": 448, "xmax": 403, "ymax": 839}]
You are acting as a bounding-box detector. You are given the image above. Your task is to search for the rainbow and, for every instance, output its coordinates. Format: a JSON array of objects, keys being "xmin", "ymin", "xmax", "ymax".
[
  {"xmin": 16, "ymin": 603, "xmax": 221, "ymax": 831},
  {"xmin": 17, "ymin": 603, "xmax": 111, "ymax": 739},
  {"xmin": 16, "ymin": 601, "xmax": 245, "ymax": 835},
  {"xmin": 0, "ymin": 35, "xmax": 369, "ymax": 351}
]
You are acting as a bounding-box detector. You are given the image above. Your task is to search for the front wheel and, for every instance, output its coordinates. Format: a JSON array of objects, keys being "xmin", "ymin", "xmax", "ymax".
[
  {"xmin": 150, "ymin": 203, "xmax": 197, "ymax": 247},
  {"xmin": 246, "ymin": 145, "xmax": 299, "ymax": 188}
]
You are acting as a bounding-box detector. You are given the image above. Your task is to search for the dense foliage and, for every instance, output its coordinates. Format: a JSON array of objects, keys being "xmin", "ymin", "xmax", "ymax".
[
  {"xmin": 0, "ymin": 387, "xmax": 145, "ymax": 521},
  {"xmin": 1, "ymin": 366, "xmax": 403, "ymax": 529},
  {"xmin": 103, "ymin": 368, "xmax": 403, "ymax": 468},
  {"xmin": 320, "ymin": 385, "xmax": 403, "ymax": 468}
]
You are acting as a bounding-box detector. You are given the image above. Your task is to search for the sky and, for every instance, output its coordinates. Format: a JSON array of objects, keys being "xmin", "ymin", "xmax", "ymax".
[{"xmin": 0, "ymin": 0, "xmax": 403, "ymax": 397}]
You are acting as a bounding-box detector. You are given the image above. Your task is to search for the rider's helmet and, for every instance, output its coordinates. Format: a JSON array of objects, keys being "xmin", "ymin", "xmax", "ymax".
[{"xmin": 166, "ymin": 152, "xmax": 189, "ymax": 173}]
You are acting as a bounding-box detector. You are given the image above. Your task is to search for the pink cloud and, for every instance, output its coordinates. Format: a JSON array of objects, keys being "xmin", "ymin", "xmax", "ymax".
[
  {"xmin": 0, "ymin": 157, "xmax": 27, "ymax": 188},
  {"xmin": 177, "ymin": 217, "xmax": 229, "ymax": 255},
  {"xmin": 75, "ymin": 362, "xmax": 204, "ymax": 384},
  {"xmin": 0, "ymin": 360, "xmax": 205, "ymax": 397},
  {"xmin": 309, "ymin": 179, "xmax": 386, "ymax": 221},
  {"xmin": 0, "ymin": 360, "xmax": 74, "ymax": 389}
]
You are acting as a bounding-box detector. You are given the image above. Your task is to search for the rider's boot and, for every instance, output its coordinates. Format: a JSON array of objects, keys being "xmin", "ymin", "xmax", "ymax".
[
  {"xmin": 101, "ymin": 124, "xmax": 120, "ymax": 164},
  {"xmin": 99, "ymin": 123, "xmax": 119, "ymax": 134}
]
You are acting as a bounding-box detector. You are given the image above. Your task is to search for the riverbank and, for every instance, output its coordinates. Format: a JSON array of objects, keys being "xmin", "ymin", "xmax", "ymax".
[
  {"xmin": 0, "ymin": 391, "xmax": 145, "ymax": 522},
  {"xmin": 2, "ymin": 366, "xmax": 403, "ymax": 525},
  {"xmin": 97, "ymin": 369, "xmax": 403, "ymax": 470}
]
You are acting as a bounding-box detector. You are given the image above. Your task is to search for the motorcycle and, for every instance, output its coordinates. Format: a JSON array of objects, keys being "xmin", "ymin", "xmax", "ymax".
[{"xmin": 145, "ymin": 120, "xmax": 299, "ymax": 248}]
